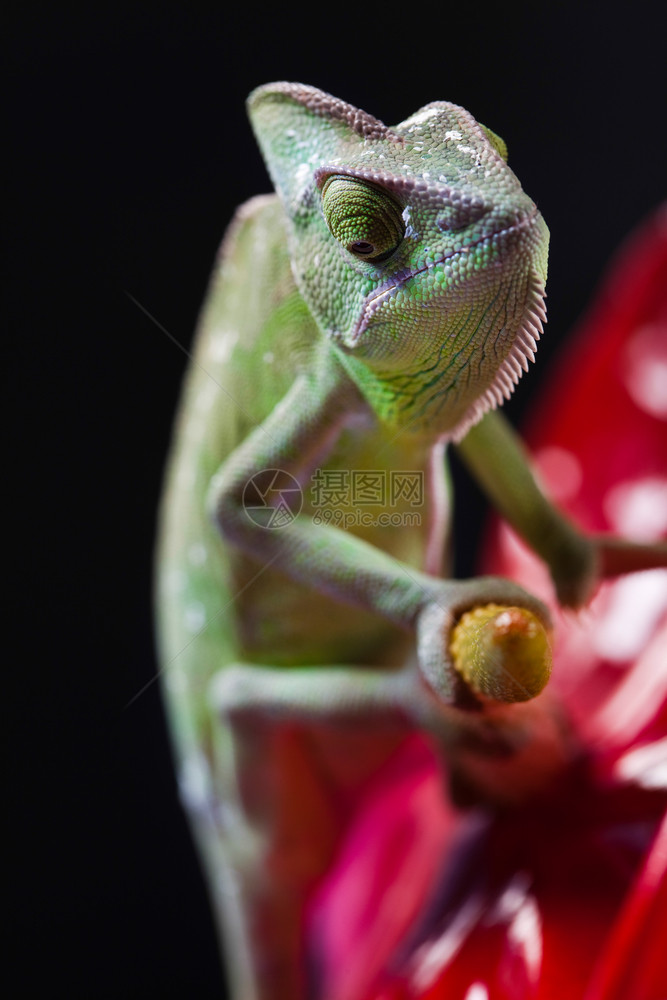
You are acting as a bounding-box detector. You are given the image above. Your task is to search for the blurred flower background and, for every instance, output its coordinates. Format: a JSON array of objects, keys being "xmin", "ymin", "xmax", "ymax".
[{"xmin": 8, "ymin": 5, "xmax": 665, "ymax": 995}]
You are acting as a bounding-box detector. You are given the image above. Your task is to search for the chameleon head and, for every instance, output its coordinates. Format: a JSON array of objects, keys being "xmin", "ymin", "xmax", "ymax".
[{"xmin": 248, "ymin": 83, "xmax": 549, "ymax": 440}]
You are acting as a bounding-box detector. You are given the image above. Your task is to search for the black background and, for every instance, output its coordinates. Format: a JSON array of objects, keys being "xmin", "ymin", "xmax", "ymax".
[{"xmin": 7, "ymin": 2, "xmax": 665, "ymax": 995}]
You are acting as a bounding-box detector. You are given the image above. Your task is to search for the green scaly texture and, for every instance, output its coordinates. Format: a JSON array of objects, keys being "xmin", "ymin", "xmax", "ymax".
[{"xmin": 248, "ymin": 82, "xmax": 549, "ymax": 437}]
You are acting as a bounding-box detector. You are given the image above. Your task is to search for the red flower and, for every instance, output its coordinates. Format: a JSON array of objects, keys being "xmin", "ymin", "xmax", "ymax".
[{"xmin": 307, "ymin": 207, "xmax": 667, "ymax": 1000}]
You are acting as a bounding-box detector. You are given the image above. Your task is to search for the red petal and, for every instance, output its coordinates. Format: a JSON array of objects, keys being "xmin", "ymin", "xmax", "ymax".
[{"xmin": 585, "ymin": 810, "xmax": 667, "ymax": 1000}]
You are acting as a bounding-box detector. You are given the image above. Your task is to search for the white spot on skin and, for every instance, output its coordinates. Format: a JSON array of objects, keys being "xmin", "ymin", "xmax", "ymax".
[
  {"xmin": 165, "ymin": 569, "xmax": 186, "ymax": 594},
  {"xmin": 178, "ymin": 752, "xmax": 212, "ymax": 812},
  {"xmin": 294, "ymin": 163, "xmax": 311, "ymax": 188},
  {"xmin": 166, "ymin": 668, "xmax": 187, "ymax": 694},
  {"xmin": 193, "ymin": 377, "xmax": 218, "ymax": 412},
  {"xmin": 457, "ymin": 145, "xmax": 482, "ymax": 167},
  {"xmin": 176, "ymin": 463, "xmax": 195, "ymax": 489},
  {"xmin": 188, "ymin": 542, "xmax": 207, "ymax": 566},
  {"xmin": 263, "ymin": 351, "xmax": 275, "ymax": 364},
  {"xmin": 406, "ymin": 107, "xmax": 443, "ymax": 126},
  {"xmin": 402, "ymin": 206, "xmax": 419, "ymax": 240},
  {"xmin": 604, "ymin": 477, "xmax": 667, "ymax": 541},
  {"xmin": 184, "ymin": 601, "xmax": 207, "ymax": 633},
  {"xmin": 209, "ymin": 329, "xmax": 238, "ymax": 363},
  {"xmin": 444, "ymin": 130, "xmax": 463, "ymax": 141}
]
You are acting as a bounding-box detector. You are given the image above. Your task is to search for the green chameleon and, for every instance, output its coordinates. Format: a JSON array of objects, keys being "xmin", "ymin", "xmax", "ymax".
[{"xmin": 155, "ymin": 83, "xmax": 665, "ymax": 998}]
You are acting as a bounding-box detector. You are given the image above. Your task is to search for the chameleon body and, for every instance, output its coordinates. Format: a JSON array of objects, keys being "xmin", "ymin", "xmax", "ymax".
[{"xmin": 155, "ymin": 84, "xmax": 664, "ymax": 998}]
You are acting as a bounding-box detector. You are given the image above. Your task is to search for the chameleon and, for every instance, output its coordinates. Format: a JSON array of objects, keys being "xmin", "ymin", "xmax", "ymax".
[{"xmin": 155, "ymin": 83, "xmax": 666, "ymax": 999}]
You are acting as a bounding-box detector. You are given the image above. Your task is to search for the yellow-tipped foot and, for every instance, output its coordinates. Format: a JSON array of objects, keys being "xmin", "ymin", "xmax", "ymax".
[{"xmin": 450, "ymin": 603, "xmax": 552, "ymax": 703}]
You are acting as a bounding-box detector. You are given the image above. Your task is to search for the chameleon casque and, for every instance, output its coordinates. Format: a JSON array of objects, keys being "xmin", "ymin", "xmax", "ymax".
[{"xmin": 155, "ymin": 83, "xmax": 665, "ymax": 998}]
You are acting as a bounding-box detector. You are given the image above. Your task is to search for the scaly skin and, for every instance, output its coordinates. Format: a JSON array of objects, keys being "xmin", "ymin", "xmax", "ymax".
[
  {"xmin": 155, "ymin": 84, "xmax": 665, "ymax": 999},
  {"xmin": 248, "ymin": 83, "xmax": 549, "ymax": 438}
]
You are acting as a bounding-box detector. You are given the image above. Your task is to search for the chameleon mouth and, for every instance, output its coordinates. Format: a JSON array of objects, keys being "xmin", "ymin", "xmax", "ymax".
[{"xmin": 349, "ymin": 209, "xmax": 541, "ymax": 347}]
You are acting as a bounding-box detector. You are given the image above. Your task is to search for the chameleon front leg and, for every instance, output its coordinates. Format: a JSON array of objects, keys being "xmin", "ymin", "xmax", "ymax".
[
  {"xmin": 456, "ymin": 409, "xmax": 667, "ymax": 606},
  {"xmin": 208, "ymin": 358, "xmax": 552, "ymax": 699}
]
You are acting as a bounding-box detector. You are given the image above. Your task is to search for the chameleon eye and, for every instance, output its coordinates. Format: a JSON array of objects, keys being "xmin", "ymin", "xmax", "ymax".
[{"xmin": 321, "ymin": 175, "xmax": 404, "ymax": 262}]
